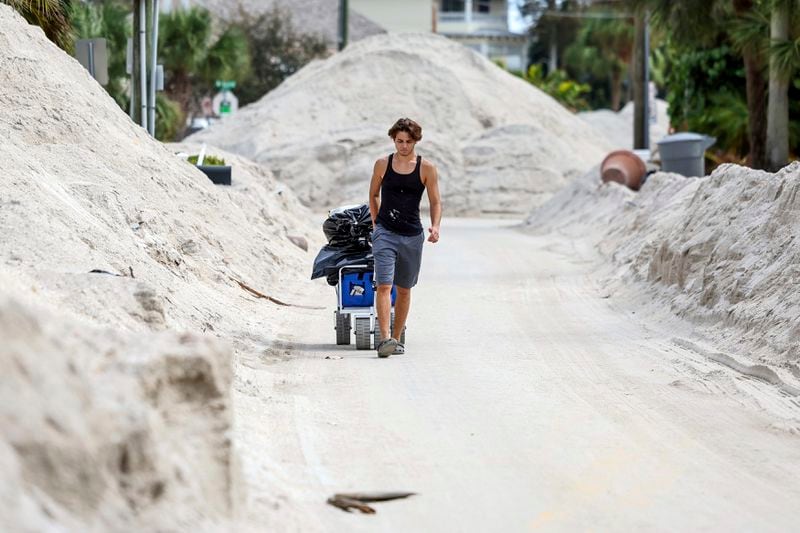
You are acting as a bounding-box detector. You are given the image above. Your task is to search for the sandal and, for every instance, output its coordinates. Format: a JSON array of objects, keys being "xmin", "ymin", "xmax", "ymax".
[
  {"xmin": 376, "ymin": 338, "xmax": 397, "ymax": 358},
  {"xmin": 393, "ymin": 342, "xmax": 405, "ymax": 355}
]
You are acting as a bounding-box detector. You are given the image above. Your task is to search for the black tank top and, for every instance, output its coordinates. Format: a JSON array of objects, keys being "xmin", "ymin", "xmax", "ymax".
[{"xmin": 377, "ymin": 154, "xmax": 426, "ymax": 236}]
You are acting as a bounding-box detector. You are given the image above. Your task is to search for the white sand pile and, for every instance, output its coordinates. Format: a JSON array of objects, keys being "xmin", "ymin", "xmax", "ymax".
[
  {"xmin": 1, "ymin": 290, "xmax": 237, "ymax": 532},
  {"xmin": 525, "ymin": 161, "xmax": 800, "ymax": 388},
  {"xmin": 578, "ymin": 99, "xmax": 670, "ymax": 151},
  {"xmin": 0, "ymin": 5, "xmax": 320, "ymax": 529},
  {"xmin": 189, "ymin": 32, "xmax": 612, "ymax": 215}
]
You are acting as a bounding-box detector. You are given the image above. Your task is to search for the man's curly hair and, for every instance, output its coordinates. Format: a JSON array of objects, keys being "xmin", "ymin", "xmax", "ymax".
[{"xmin": 388, "ymin": 117, "xmax": 422, "ymax": 141}]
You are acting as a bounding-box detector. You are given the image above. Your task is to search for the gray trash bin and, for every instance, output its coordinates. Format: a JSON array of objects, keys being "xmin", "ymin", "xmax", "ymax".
[{"xmin": 656, "ymin": 132, "xmax": 716, "ymax": 177}]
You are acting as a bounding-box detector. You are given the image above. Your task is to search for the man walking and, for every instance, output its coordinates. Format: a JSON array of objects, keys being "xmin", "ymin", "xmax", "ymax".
[{"xmin": 369, "ymin": 117, "xmax": 442, "ymax": 357}]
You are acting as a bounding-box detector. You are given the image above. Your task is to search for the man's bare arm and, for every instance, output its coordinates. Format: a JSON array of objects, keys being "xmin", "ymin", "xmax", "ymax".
[
  {"xmin": 368, "ymin": 158, "xmax": 387, "ymax": 225},
  {"xmin": 423, "ymin": 161, "xmax": 442, "ymax": 243}
]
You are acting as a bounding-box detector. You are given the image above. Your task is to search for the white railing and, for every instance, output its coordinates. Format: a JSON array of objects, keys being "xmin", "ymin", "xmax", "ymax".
[
  {"xmin": 438, "ymin": 12, "xmax": 508, "ymax": 31},
  {"xmin": 438, "ymin": 12, "xmax": 505, "ymax": 22}
]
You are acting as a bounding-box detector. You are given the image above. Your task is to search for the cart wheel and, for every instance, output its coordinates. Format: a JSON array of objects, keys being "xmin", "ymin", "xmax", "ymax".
[
  {"xmin": 335, "ymin": 311, "xmax": 351, "ymax": 345},
  {"xmin": 355, "ymin": 318, "xmax": 371, "ymax": 350}
]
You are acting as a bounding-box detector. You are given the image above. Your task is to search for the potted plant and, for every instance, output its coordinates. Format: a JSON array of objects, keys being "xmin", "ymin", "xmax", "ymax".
[{"xmin": 188, "ymin": 153, "xmax": 232, "ymax": 186}]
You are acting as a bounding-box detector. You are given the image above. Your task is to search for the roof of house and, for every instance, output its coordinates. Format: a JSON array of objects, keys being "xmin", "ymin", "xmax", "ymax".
[{"xmin": 163, "ymin": 0, "xmax": 386, "ymax": 45}]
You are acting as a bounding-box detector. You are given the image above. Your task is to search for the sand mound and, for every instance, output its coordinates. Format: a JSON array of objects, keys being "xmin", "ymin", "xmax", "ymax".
[
  {"xmin": 525, "ymin": 161, "xmax": 800, "ymax": 385},
  {"xmin": 189, "ymin": 32, "xmax": 611, "ymax": 215},
  {"xmin": 0, "ymin": 292, "xmax": 236, "ymax": 531},
  {"xmin": 1, "ymin": 5, "xmax": 320, "ymax": 529},
  {"xmin": 578, "ymin": 99, "xmax": 670, "ymax": 151}
]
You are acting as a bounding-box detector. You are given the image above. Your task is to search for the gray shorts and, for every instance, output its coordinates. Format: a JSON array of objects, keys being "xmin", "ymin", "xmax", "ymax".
[{"xmin": 372, "ymin": 223, "xmax": 425, "ymax": 288}]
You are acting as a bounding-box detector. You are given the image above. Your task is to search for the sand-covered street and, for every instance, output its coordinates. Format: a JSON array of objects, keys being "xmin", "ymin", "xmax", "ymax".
[
  {"xmin": 3, "ymin": 2, "xmax": 800, "ymax": 531},
  {"xmin": 235, "ymin": 218, "xmax": 800, "ymax": 532}
]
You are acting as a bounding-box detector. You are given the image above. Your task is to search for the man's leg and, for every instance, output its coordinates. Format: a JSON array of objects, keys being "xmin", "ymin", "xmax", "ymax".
[
  {"xmin": 392, "ymin": 286, "xmax": 411, "ymax": 340},
  {"xmin": 376, "ymin": 284, "xmax": 393, "ymax": 340},
  {"xmin": 372, "ymin": 224, "xmax": 396, "ymax": 345},
  {"xmin": 391, "ymin": 231, "xmax": 424, "ymax": 344}
]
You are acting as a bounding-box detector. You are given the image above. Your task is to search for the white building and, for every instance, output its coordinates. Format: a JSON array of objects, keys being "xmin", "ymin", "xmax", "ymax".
[
  {"xmin": 352, "ymin": 0, "xmax": 528, "ymax": 70},
  {"xmin": 435, "ymin": 0, "xmax": 527, "ymax": 70}
]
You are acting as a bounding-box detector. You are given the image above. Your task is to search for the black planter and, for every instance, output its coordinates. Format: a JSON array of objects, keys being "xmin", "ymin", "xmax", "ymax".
[{"xmin": 197, "ymin": 165, "xmax": 232, "ymax": 186}]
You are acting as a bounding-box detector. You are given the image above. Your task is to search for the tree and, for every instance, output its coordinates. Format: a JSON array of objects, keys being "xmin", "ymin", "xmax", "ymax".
[
  {"xmin": 4, "ymin": 0, "xmax": 73, "ymax": 50},
  {"xmin": 730, "ymin": 0, "xmax": 769, "ymax": 169},
  {"xmin": 233, "ymin": 6, "xmax": 328, "ymax": 107},
  {"xmin": 158, "ymin": 6, "xmax": 250, "ymax": 120},
  {"xmin": 627, "ymin": 0, "xmax": 774, "ymax": 167},
  {"xmin": 519, "ymin": 0, "xmax": 584, "ymax": 74},
  {"xmin": 563, "ymin": 12, "xmax": 634, "ymax": 110},
  {"xmin": 69, "ymin": 0, "xmax": 130, "ymax": 107},
  {"xmin": 765, "ymin": 0, "xmax": 795, "ymax": 170}
]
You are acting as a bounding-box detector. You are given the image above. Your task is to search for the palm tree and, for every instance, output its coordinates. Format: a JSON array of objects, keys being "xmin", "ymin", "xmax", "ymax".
[
  {"xmin": 730, "ymin": 0, "xmax": 769, "ymax": 169},
  {"xmin": 729, "ymin": 0, "xmax": 799, "ymax": 169},
  {"xmin": 765, "ymin": 0, "xmax": 796, "ymax": 170},
  {"xmin": 564, "ymin": 14, "xmax": 634, "ymax": 111},
  {"xmin": 158, "ymin": 6, "xmax": 250, "ymax": 120},
  {"xmin": 4, "ymin": 0, "xmax": 72, "ymax": 50},
  {"xmin": 626, "ymin": 0, "xmax": 768, "ymax": 165}
]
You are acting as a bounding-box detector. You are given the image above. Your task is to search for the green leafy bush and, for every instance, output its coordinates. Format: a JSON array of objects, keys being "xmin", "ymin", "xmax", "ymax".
[
  {"xmin": 155, "ymin": 94, "xmax": 184, "ymax": 142},
  {"xmin": 524, "ymin": 64, "xmax": 591, "ymax": 112},
  {"xmin": 662, "ymin": 41, "xmax": 750, "ymax": 158},
  {"xmin": 187, "ymin": 154, "xmax": 225, "ymax": 166}
]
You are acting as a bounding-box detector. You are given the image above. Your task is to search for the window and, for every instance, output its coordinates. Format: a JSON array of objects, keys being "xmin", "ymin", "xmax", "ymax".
[
  {"xmin": 475, "ymin": 0, "xmax": 491, "ymax": 13},
  {"xmin": 441, "ymin": 0, "xmax": 465, "ymax": 12}
]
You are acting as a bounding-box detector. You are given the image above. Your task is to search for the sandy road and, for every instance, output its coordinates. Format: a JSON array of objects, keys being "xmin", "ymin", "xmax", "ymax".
[{"xmin": 235, "ymin": 218, "xmax": 800, "ymax": 532}]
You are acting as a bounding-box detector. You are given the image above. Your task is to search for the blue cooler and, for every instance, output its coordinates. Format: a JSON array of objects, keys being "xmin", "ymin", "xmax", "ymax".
[{"xmin": 341, "ymin": 270, "xmax": 396, "ymax": 307}]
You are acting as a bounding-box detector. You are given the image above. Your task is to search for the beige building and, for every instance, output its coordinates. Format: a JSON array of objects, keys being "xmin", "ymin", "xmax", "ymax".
[
  {"xmin": 352, "ymin": 0, "xmax": 527, "ymax": 70},
  {"xmin": 350, "ymin": 0, "xmax": 434, "ymax": 33}
]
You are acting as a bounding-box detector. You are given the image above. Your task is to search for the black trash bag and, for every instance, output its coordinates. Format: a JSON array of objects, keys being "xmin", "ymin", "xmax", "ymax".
[
  {"xmin": 311, "ymin": 245, "xmax": 373, "ymax": 284},
  {"xmin": 323, "ymin": 204, "xmax": 373, "ymax": 247}
]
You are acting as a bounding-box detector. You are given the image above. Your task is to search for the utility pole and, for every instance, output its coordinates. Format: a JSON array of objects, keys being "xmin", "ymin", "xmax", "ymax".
[
  {"xmin": 633, "ymin": 7, "xmax": 649, "ymax": 150},
  {"xmin": 547, "ymin": 0, "xmax": 557, "ymax": 73},
  {"xmin": 138, "ymin": 0, "xmax": 147, "ymax": 128},
  {"xmin": 338, "ymin": 0, "xmax": 349, "ymax": 51},
  {"xmin": 130, "ymin": 0, "xmax": 139, "ymax": 121},
  {"xmin": 148, "ymin": 0, "xmax": 160, "ymax": 136}
]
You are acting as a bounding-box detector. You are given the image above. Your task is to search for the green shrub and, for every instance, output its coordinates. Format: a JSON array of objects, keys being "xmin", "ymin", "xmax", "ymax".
[
  {"xmin": 187, "ymin": 154, "xmax": 226, "ymax": 166},
  {"xmin": 524, "ymin": 64, "xmax": 591, "ymax": 112},
  {"xmin": 155, "ymin": 94, "xmax": 185, "ymax": 142}
]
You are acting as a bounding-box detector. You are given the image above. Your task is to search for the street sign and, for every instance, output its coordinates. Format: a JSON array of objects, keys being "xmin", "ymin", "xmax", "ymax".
[
  {"xmin": 215, "ymin": 80, "xmax": 237, "ymax": 91},
  {"xmin": 76, "ymin": 38, "xmax": 109, "ymax": 85}
]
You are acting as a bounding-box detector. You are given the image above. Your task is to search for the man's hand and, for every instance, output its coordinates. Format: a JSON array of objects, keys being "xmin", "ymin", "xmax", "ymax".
[{"xmin": 427, "ymin": 226, "xmax": 440, "ymax": 243}]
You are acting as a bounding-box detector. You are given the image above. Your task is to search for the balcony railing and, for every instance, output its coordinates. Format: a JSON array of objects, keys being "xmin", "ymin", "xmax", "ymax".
[{"xmin": 437, "ymin": 12, "xmax": 508, "ymax": 31}]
